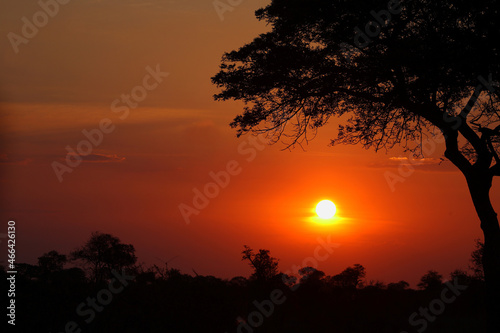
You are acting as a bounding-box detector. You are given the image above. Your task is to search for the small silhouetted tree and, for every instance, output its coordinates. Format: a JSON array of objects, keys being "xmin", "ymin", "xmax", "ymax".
[
  {"xmin": 417, "ymin": 270, "xmax": 443, "ymax": 291},
  {"xmin": 364, "ymin": 280, "xmax": 386, "ymax": 290},
  {"xmin": 38, "ymin": 250, "xmax": 67, "ymax": 273},
  {"xmin": 331, "ymin": 264, "xmax": 366, "ymax": 289},
  {"xmin": 470, "ymin": 238, "xmax": 485, "ymax": 280},
  {"xmin": 242, "ymin": 245, "xmax": 279, "ymax": 282},
  {"xmin": 298, "ymin": 266, "xmax": 326, "ymax": 286},
  {"xmin": 71, "ymin": 232, "xmax": 137, "ymax": 283},
  {"xmin": 152, "ymin": 263, "xmax": 183, "ymax": 281},
  {"xmin": 450, "ymin": 269, "xmax": 473, "ymax": 286},
  {"xmin": 16, "ymin": 263, "xmax": 39, "ymax": 280},
  {"xmin": 212, "ymin": 1, "xmax": 500, "ymax": 329},
  {"xmin": 387, "ymin": 280, "xmax": 410, "ymax": 291},
  {"xmin": 279, "ymin": 272, "xmax": 297, "ymax": 287},
  {"xmin": 228, "ymin": 276, "xmax": 249, "ymax": 287}
]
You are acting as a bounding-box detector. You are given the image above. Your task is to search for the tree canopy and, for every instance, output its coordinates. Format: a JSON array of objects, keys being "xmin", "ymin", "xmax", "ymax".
[
  {"xmin": 417, "ymin": 269, "xmax": 443, "ymax": 291},
  {"xmin": 242, "ymin": 245, "xmax": 280, "ymax": 282},
  {"xmin": 71, "ymin": 231, "xmax": 137, "ymax": 282},
  {"xmin": 330, "ymin": 263, "xmax": 366, "ymax": 289},
  {"xmin": 212, "ymin": 0, "xmax": 500, "ymax": 167},
  {"xmin": 38, "ymin": 250, "xmax": 67, "ymax": 273}
]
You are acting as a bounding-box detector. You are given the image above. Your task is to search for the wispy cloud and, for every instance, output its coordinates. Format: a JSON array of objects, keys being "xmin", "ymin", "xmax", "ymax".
[
  {"xmin": 368, "ymin": 156, "xmax": 457, "ymax": 172},
  {"xmin": 67, "ymin": 153, "xmax": 125, "ymax": 163},
  {"xmin": 0, "ymin": 154, "xmax": 32, "ymax": 165}
]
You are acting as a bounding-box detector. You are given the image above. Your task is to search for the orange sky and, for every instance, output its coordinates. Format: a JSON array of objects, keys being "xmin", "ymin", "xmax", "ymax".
[{"xmin": 1, "ymin": 0, "xmax": 497, "ymax": 287}]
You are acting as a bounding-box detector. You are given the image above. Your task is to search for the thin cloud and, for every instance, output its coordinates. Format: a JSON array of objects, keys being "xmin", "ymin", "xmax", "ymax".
[
  {"xmin": 68, "ymin": 153, "xmax": 126, "ymax": 163},
  {"xmin": 368, "ymin": 156, "xmax": 458, "ymax": 172},
  {"xmin": 0, "ymin": 154, "xmax": 32, "ymax": 165}
]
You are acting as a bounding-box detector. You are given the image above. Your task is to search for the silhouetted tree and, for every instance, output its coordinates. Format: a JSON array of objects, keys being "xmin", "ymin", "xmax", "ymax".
[
  {"xmin": 364, "ymin": 280, "xmax": 386, "ymax": 290},
  {"xmin": 387, "ymin": 280, "xmax": 410, "ymax": 291},
  {"xmin": 228, "ymin": 276, "xmax": 249, "ymax": 287},
  {"xmin": 298, "ymin": 266, "xmax": 326, "ymax": 286},
  {"xmin": 331, "ymin": 264, "xmax": 366, "ymax": 289},
  {"xmin": 417, "ymin": 270, "xmax": 443, "ymax": 291},
  {"xmin": 278, "ymin": 272, "xmax": 297, "ymax": 287},
  {"xmin": 134, "ymin": 264, "xmax": 157, "ymax": 285},
  {"xmin": 16, "ymin": 263, "xmax": 39, "ymax": 279},
  {"xmin": 151, "ymin": 262, "xmax": 183, "ymax": 281},
  {"xmin": 242, "ymin": 245, "xmax": 279, "ymax": 282},
  {"xmin": 70, "ymin": 231, "xmax": 137, "ymax": 283},
  {"xmin": 450, "ymin": 269, "xmax": 474, "ymax": 286},
  {"xmin": 470, "ymin": 238, "xmax": 485, "ymax": 280},
  {"xmin": 38, "ymin": 250, "xmax": 66, "ymax": 273},
  {"xmin": 212, "ymin": 1, "xmax": 500, "ymax": 329}
]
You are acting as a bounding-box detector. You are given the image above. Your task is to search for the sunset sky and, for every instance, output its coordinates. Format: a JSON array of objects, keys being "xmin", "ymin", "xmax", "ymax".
[{"xmin": 1, "ymin": 0, "xmax": 497, "ymax": 287}]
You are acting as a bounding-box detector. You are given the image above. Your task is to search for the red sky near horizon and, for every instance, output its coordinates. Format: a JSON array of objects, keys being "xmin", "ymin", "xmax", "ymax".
[{"xmin": 0, "ymin": 0, "xmax": 497, "ymax": 287}]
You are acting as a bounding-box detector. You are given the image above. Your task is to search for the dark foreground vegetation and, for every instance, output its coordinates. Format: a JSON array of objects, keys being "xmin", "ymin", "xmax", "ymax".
[{"xmin": 4, "ymin": 232, "xmax": 487, "ymax": 333}]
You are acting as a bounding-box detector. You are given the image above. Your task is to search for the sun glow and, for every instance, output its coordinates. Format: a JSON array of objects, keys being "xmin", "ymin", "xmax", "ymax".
[{"xmin": 315, "ymin": 200, "xmax": 337, "ymax": 219}]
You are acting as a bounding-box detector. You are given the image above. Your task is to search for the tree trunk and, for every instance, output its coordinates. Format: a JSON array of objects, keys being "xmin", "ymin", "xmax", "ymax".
[{"xmin": 466, "ymin": 172, "xmax": 500, "ymax": 333}]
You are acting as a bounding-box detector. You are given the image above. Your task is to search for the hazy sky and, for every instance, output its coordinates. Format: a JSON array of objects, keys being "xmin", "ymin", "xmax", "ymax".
[{"xmin": 1, "ymin": 0, "xmax": 497, "ymax": 286}]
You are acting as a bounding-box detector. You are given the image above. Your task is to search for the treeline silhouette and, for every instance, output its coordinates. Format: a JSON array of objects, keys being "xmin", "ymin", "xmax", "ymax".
[{"xmin": 3, "ymin": 232, "xmax": 486, "ymax": 333}]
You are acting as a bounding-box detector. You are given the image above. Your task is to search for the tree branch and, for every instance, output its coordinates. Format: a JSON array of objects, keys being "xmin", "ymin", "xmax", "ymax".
[
  {"xmin": 334, "ymin": 87, "xmax": 390, "ymax": 104},
  {"xmin": 443, "ymin": 129, "xmax": 473, "ymax": 174},
  {"xmin": 459, "ymin": 85, "xmax": 483, "ymax": 119}
]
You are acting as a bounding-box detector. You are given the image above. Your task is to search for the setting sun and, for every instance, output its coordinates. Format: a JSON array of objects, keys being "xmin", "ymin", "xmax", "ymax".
[{"xmin": 316, "ymin": 200, "xmax": 337, "ymax": 219}]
